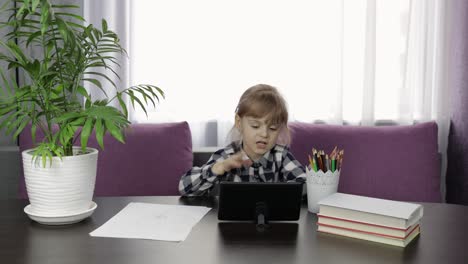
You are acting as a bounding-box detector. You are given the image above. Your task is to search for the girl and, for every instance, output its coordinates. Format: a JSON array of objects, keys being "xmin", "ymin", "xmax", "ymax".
[{"xmin": 179, "ymin": 84, "xmax": 306, "ymax": 196}]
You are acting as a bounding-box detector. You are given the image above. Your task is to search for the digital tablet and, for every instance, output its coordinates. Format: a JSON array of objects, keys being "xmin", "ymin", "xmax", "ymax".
[{"xmin": 218, "ymin": 182, "xmax": 303, "ymax": 223}]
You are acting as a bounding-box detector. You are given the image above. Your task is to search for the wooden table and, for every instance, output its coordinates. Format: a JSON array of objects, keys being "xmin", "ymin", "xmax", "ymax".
[{"xmin": 1, "ymin": 196, "xmax": 467, "ymax": 264}]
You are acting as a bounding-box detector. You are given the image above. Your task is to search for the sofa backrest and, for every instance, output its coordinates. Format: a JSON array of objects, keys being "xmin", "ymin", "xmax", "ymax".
[
  {"xmin": 19, "ymin": 122, "xmax": 193, "ymax": 197},
  {"xmin": 289, "ymin": 122, "xmax": 441, "ymax": 202}
]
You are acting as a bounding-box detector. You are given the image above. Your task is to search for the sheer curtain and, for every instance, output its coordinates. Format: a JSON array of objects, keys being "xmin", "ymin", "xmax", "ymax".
[
  {"xmin": 129, "ymin": 0, "xmax": 449, "ymax": 144},
  {"xmin": 355, "ymin": 0, "xmax": 450, "ymax": 199},
  {"xmin": 83, "ymin": 0, "xmax": 450, "ymax": 196},
  {"xmin": 83, "ymin": 0, "xmax": 132, "ymax": 114},
  {"xmin": 129, "ymin": 0, "xmax": 345, "ymax": 147}
]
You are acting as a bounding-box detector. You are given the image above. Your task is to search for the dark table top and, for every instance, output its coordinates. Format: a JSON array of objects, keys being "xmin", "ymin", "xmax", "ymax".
[{"xmin": 1, "ymin": 196, "xmax": 468, "ymax": 264}]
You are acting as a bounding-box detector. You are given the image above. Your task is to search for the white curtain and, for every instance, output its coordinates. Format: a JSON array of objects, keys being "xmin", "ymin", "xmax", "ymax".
[
  {"xmin": 83, "ymin": 0, "xmax": 132, "ymax": 116},
  {"xmin": 354, "ymin": 0, "xmax": 450, "ymax": 199},
  {"xmin": 402, "ymin": 0, "xmax": 450, "ymax": 200},
  {"xmin": 83, "ymin": 0, "xmax": 450, "ymax": 197}
]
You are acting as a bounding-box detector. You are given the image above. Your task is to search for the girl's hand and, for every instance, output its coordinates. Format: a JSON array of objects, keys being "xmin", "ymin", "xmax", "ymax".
[{"xmin": 211, "ymin": 151, "xmax": 253, "ymax": 175}]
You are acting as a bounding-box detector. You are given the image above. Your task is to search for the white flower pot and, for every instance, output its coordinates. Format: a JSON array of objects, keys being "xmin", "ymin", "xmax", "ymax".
[{"xmin": 22, "ymin": 147, "xmax": 98, "ymax": 215}]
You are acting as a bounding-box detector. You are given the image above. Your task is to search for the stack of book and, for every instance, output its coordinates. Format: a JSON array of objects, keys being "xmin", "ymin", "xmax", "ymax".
[{"xmin": 317, "ymin": 193, "xmax": 423, "ymax": 247}]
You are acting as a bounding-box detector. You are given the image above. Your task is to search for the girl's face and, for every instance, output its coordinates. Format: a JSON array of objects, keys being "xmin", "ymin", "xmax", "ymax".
[{"xmin": 235, "ymin": 114, "xmax": 282, "ymax": 161}]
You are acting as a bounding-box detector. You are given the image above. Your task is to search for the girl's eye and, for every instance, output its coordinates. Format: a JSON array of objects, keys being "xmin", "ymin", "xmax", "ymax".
[
  {"xmin": 251, "ymin": 125, "xmax": 259, "ymax": 129},
  {"xmin": 269, "ymin": 127, "xmax": 278, "ymax": 131}
]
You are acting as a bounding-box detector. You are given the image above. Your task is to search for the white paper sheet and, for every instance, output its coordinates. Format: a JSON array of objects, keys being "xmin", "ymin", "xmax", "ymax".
[{"xmin": 89, "ymin": 202, "xmax": 211, "ymax": 242}]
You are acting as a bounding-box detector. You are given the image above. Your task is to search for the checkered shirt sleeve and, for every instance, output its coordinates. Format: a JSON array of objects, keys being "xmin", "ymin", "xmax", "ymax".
[
  {"xmin": 279, "ymin": 149, "xmax": 307, "ymax": 183},
  {"xmin": 179, "ymin": 148, "xmax": 229, "ymax": 196}
]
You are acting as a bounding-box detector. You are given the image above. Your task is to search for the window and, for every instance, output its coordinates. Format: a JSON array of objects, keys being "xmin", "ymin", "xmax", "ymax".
[{"xmin": 130, "ymin": 0, "xmax": 447, "ymax": 147}]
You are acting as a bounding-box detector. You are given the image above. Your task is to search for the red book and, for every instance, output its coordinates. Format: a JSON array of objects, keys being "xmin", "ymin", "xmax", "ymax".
[
  {"xmin": 318, "ymin": 214, "xmax": 420, "ymax": 239},
  {"xmin": 317, "ymin": 222, "xmax": 420, "ymax": 247}
]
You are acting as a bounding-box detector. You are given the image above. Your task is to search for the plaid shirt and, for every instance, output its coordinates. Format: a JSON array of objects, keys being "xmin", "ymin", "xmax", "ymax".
[{"xmin": 179, "ymin": 141, "xmax": 306, "ymax": 196}]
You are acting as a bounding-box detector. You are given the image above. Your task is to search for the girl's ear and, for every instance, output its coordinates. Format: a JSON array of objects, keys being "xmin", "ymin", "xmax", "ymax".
[
  {"xmin": 276, "ymin": 124, "xmax": 291, "ymax": 146},
  {"xmin": 235, "ymin": 114, "xmax": 241, "ymax": 130}
]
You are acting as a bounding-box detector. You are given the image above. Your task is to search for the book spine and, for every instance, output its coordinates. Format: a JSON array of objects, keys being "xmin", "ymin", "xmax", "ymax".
[
  {"xmin": 319, "ymin": 205, "xmax": 409, "ymax": 228},
  {"xmin": 317, "ymin": 223, "xmax": 420, "ymax": 240},
  {"xmin": 318, "ymin": 214, "xmax": 410, "ymax": 231},
  {"xmin": 408, "ymin": 206, "xmax": 424, "ymax": 227},
  {"xmin": 317, "ymin": 225, "xmax": 421, "ymax": 247}
]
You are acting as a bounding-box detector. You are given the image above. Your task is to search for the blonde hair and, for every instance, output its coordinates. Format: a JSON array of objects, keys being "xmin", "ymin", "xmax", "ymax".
[{"xmin": 228, "ymin": 84, "xmax": 290, "ymax": 145}]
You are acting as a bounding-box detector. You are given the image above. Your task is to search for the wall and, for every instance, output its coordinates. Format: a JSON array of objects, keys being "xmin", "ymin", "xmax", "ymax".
[
  {"xmin": 0, "ymin": 0, "xmax": 19, "ymax": 200},
  {"xmin": 446, "ymin": 0, "xmax": 468, "ymax": 205}
]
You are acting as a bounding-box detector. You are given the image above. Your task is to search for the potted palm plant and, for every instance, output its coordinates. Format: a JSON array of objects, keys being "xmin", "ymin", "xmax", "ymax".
[{"xmin": 0, "ymin": 0, "xmax": 163, "ymax": 223}]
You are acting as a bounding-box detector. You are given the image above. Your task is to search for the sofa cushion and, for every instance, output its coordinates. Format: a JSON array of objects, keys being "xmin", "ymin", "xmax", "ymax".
[
  {"xmin": 289, "ymin": 122, "xmax": 441, "ymax": 202},
  {"xmin": 19, "ymin": 122, "xmax": 193, "ymax": 197}
]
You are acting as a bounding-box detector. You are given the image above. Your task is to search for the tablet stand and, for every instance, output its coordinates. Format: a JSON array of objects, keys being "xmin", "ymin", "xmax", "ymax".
[{"xmin": 255, "ymin": 201, "xmax": 270, "ymax": 231}]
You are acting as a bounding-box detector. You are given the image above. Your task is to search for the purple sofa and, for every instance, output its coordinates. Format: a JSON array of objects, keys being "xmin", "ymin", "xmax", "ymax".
[
  {"xmin": 19, "ymin": 122, "xmax": 193, "ymax": 198},
  {"xmin": 289, "ymin": 121, "xmax": 441, "ymax": 202},
  {"xmin": 18, "ymin": 121, "xmax": 441, "ymax": 202}
]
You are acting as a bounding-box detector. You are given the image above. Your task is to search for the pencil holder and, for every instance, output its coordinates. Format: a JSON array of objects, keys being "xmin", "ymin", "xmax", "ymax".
[{"xmin": 306, "ymin": 168, "xmax": 340, "ymax": 213}]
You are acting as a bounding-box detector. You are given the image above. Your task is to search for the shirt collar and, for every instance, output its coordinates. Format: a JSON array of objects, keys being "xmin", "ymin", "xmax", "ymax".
[
  {"xmin": 228, "ymin": 141, "xmax": 275, "ymax": 168},
  {"xmin": 256, "ymin": 148, "xmax": 274, "ymax": 168}
]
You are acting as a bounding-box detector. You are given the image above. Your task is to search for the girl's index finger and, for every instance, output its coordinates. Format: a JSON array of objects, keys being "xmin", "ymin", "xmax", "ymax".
[{"xmin": 241, "ymin": 152, "xmax": 250, "ymax": 161}]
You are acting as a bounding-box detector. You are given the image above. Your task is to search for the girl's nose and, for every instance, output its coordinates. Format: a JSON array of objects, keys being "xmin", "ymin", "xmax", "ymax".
[{"xmin": 259, "ymin": 127, "xmax": 268, "ymax": 137}]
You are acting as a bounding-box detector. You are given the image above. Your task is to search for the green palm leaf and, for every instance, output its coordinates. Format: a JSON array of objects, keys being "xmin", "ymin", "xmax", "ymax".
[{"xmin": 0, "ymin": 0, "xmax": 164, "ymax": 166}]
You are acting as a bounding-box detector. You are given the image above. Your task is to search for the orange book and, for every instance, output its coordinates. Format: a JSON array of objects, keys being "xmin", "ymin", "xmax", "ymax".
[
  {"xmin": 318, "ymin": 214, "xmax": 419, "ymax": 239},
  {"xmin": 317, "ymin": 223, "xmax": 420, "ymax": 247}
]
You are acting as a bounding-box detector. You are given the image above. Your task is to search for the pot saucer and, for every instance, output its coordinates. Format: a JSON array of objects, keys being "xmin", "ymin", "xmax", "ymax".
[{"xmin": 24, "ymin": 202, "xmax": 97, "ymax": 225}]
